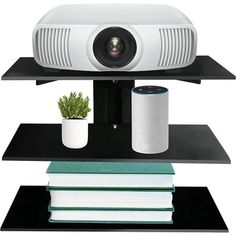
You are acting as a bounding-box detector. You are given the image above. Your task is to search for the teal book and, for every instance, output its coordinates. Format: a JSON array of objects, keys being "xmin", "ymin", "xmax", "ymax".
[
  {"xmin": 47, "ymin": 161, "xmax": 174, "ymax": 190},
  {"xmin": 48, "ymin": 203, "xmax": 175, "ymax": 211},
  {"xmin": 47, "ymin": 161, "xmax": 175, "ymax": 174},
  {"xmin": 48, "ymin": 188, "xmax": 174, "ymax": 209},
  {"xmin": 48, "ymin": 207, "xmax": 174, "ymax": 224}
]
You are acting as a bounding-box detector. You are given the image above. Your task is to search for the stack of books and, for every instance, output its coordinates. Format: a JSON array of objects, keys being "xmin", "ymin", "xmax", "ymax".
[{"xmin": 46, "ymin": 161, "xmax": 175, "ymax": 224}]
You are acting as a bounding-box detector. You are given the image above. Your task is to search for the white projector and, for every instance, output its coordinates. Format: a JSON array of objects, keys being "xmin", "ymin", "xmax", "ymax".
[{"xmin": 32, "ymin": 4, "xmax": 197, "ymax": 71}]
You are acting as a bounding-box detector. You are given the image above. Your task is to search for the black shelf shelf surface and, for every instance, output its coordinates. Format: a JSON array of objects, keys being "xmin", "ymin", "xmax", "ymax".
[
  {"xmin": 2, "ymin": 56, "xmax": 235, "ymax": 81},
  {"xmin": 3, "ymin": 124, "xmax": 230, "ymax": 163},
  {"xmin": 1, "ymin": 186, "xmax": 228, "ymax": 232}
]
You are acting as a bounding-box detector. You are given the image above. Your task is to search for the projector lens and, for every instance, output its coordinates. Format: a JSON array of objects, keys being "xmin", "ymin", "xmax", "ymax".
[
  {"xmin": 93, "ymin": 27, "xmax": 137, "ymax": 68},
  {"xmin": 106, "ymin": 37, "xmax": 124, "ymax": 58}
]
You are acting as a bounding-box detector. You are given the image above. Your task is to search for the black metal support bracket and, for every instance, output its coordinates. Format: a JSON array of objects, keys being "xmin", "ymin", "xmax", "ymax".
[
  {"xmin": 36, "ymin": 80, "xmax": 56, "ymax": 85},
  {"xmin": 179, "ymin": 79, "xmax": 201, "ymax": 84},
  {"xmin": 35, "ymin": 79, "xmax": 201, "ymax": 86},
  {"xmin": 93, "ymin": 80, "xmax": 134, "ymax": 124}
]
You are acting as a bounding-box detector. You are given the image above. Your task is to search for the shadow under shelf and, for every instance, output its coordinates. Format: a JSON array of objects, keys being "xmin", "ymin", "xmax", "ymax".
[{"xmin": 2, "ymin": 123, "xmax": 230, "ymax": 163}]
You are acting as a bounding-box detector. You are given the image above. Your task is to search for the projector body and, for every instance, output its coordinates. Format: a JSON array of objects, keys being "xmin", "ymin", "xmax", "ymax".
[{"xmin": 32, "ymin": 4, "xmax": 197, "ymax": 71}]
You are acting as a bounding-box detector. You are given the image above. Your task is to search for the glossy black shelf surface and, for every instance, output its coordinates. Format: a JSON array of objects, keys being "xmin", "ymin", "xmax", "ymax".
[
  {"xmin": 2, "ymin": 124, "xmax": 230, "ymax": 163},
  {"xmin": 0, "ymin": 186, "xmax": 228, "ymax": 232},
  {"xmin": 2, "ymin": 56, "xmax": 235, "ymax": 81}
]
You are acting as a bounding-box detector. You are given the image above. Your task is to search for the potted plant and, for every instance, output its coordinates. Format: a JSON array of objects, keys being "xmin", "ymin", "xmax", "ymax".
[{"xmin": 58, "ymin": 92, "xmax": 91, "ymax": 149}]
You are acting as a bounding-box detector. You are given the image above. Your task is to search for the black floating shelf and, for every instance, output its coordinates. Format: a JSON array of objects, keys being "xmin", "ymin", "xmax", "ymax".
[
  {"xmin": 1, "ymin": 186, "xmax": 228, "ymax": 232},
  {"xmin": 2, "ymin": 124, "xmax": 230, "ymax": 163},
  {"xmin": 2, "ymin": 56, "xmax": 235, "ymax": 81}
]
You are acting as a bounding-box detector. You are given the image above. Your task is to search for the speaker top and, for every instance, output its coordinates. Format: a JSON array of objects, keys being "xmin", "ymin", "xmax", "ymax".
[{"xmin": 132, "ymin": 86, "xmax": 168, "ymax": 95}]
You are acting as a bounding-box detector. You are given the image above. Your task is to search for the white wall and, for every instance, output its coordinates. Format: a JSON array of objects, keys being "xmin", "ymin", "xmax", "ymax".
[{"xmin": 0, "ymin": 0, "xmax": 235, "ymax": 235}]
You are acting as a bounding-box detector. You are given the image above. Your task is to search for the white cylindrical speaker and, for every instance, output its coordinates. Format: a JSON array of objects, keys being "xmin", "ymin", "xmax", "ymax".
[{"xmin": 132, "ymin": 86, "xmax": 169, "ymax": 154}]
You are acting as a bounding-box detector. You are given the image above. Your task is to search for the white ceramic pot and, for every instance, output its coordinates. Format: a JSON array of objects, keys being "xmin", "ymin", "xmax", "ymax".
[{"xmin": 62, "ymin": 119, "xmax": 88, "ymax": 149}]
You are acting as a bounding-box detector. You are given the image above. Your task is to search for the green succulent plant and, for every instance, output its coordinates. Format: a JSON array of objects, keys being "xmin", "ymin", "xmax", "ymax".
[{"xmin": 58, "ymin": 92, "xmax": 91, "ymax": 119}]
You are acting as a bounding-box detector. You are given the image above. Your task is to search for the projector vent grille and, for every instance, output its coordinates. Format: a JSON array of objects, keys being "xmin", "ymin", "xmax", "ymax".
[
  {"xmin": 36, "ymin": 28, "xmax": 72, "ymax": 67},
  {"xmin": 158, "ymin": 28, "xmax": 194, "ymax": 67}
]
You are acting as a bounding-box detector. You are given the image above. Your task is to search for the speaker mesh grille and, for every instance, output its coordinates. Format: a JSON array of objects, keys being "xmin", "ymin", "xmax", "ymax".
[
  {"xmin": 158, "ymin": 28, "xmax": 194, "ymax": 67},
  {"xmin": 36, "ymin": 28, "xmax": 72, "ymax": 67}
]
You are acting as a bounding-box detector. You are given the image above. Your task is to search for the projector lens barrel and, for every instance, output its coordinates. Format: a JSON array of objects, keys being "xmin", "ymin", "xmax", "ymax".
[
  {"xmin": 106, "ymin": 37, "xmax": 124, "ymax": 58},
  {"xmin": 93, "ymin": 27, "xmax": 137, "ymax": 68}
]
